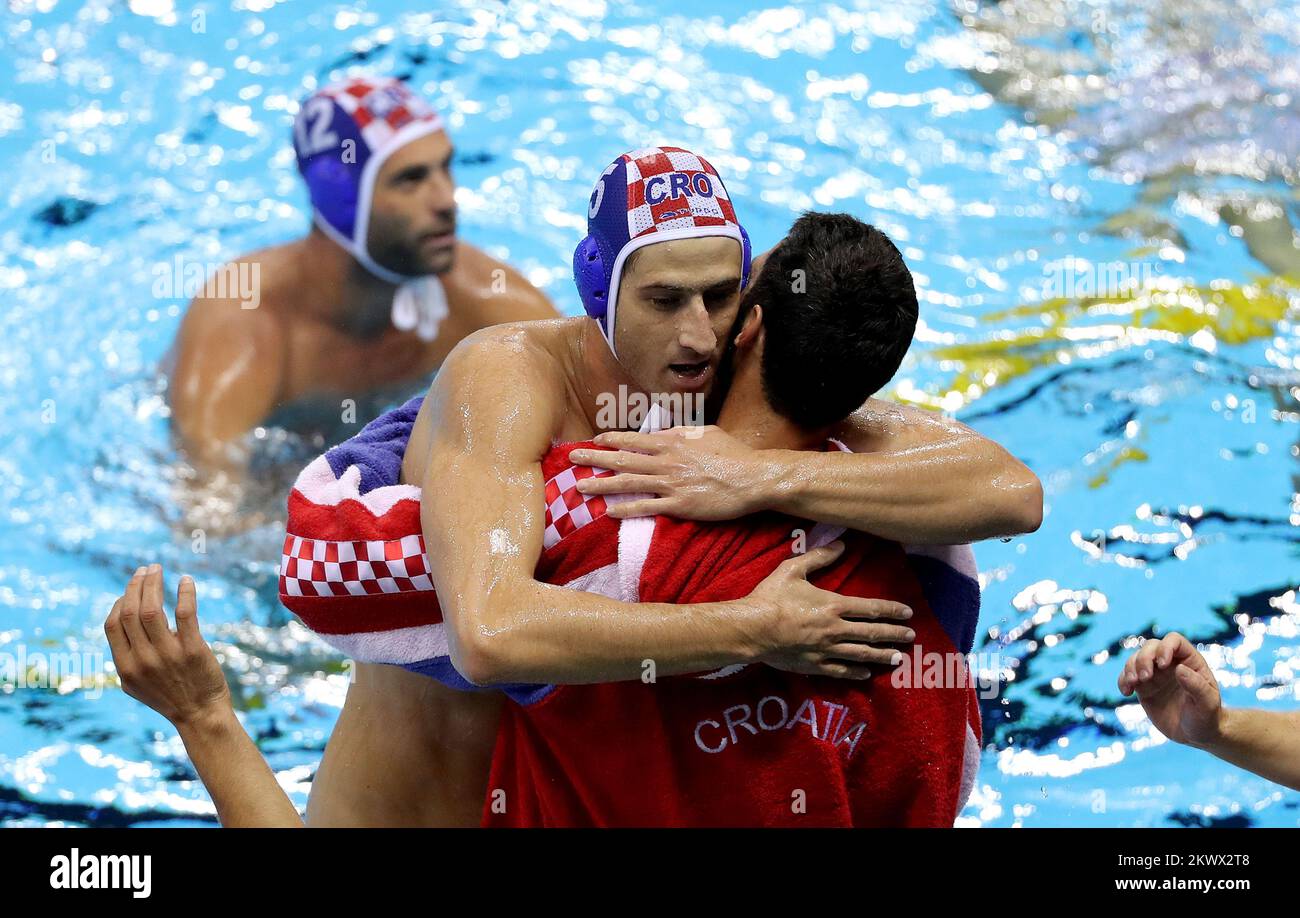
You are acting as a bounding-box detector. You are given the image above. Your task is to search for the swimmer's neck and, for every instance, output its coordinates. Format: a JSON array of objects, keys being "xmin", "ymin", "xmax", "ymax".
[
  {"xmin": 567, "ymin": 320, "xmax": 828, "ymax": 451},
  {"xmin": 568, "ymin": 320, "xmax": 640, "ymax": 436},
  {"xmin": 714, "ymin": 347, "xmax": 830, "ymax": 452},
  {"xmin": 293, "ymin": 228, "xmax": 404, "ymax": 339}
]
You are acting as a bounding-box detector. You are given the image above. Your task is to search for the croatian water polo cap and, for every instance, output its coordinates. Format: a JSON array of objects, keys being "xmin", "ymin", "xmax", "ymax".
[{"xmin": 574, "ymin": 146, "xmax": 751, "ymax": 358}]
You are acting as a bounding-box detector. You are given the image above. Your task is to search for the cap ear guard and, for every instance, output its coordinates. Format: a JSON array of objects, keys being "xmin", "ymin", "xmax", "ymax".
[
  {"xmin": 301, "ymin": 156, "xmax": 357, "ymax": 235},
  {"xmin": 573, "ymin": 234, "xmax": 609, "ymax": 321},
  {"xmin": 739, "ymin": 224, "xmax": 752, "ymax": 288}
]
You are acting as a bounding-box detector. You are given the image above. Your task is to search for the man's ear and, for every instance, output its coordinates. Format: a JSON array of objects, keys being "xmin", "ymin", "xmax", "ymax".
[{"xmin": 735, "ymin": 304, "xmax": 764, "ymax": 351}]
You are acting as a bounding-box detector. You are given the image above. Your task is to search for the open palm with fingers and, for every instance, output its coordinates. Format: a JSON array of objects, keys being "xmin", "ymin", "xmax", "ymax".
[{"xmin": 104, "ymin": 564, "xmax": 232, "ymax": 728}]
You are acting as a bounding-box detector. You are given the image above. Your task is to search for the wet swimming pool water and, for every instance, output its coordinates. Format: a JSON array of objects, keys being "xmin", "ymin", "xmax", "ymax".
[{"xmin": 1, "ymin": 0, "xmax": 1297, "ymax": 827}]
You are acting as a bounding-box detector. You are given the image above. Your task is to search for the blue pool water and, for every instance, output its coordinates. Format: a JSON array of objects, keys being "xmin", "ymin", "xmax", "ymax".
[{"xmin": 1, "ymin": 0, "xmax": 1297, "ymax": 827}]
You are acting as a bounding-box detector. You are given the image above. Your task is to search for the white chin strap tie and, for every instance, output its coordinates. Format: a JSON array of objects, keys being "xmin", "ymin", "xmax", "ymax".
[{"xmin": 391, "ymin": 275, "xmax": 449, "ymax": 342}]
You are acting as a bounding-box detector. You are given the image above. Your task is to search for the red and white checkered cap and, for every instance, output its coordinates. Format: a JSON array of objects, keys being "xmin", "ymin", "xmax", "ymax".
[
  {"xmin": 316, "ymin": 77, "xmax": 443, "ymax": 153},
  {"xmin": 620, "ymin": 146, "xmax": 740, "ymax": 239},
  {"xmin": 578, "ymin": 145, "xmax": 750, "ymax": 357}
]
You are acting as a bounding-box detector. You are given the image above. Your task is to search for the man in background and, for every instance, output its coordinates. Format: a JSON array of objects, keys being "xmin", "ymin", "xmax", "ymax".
[{"xmin": 166, "ymin": 76, "xmax": 556, "ymax": 471}]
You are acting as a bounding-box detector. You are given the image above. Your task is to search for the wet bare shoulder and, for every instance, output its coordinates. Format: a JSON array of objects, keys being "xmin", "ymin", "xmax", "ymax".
[
  {"xmin": 833, "ymin": 396, "xmax": 959, "ymax": 453},
  {"xmin": 441, "ymin": 240, "xmax": 558, "ymax": 322},
  {"xmin": 436, "ymin": 321, "xmax": 576, "ymax": 431},
  {"xmin": 446, "ymin": 317, "xmax": 580, "ymax": 377}
]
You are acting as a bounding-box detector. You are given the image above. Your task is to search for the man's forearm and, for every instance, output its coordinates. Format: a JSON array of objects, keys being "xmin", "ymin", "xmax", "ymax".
[
  {"xmin": 458, "ymin": 583, "xmax": 767, "ymax": 686},
  {"xmin": 756, "ymin": 441, "xmax": 1043, "ymax": 544},
  {"xmin": 1200, "ymin": 708, "xmax": 1300, "ymax": 791},
  {"xmin": 175, "ymin": 708, "xmax": 304, "ymax": 827}
]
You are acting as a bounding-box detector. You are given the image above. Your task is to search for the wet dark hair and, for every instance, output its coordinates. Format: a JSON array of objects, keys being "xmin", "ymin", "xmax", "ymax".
[{"xmin": 739, "ymin": 212, "xmax": 918, "ymax": 430}]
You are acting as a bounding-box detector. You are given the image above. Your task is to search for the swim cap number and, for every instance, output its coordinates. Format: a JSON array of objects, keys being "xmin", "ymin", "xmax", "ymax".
[{"xmin": 295, "ymin": 96, "xmax": 339, "ymax": 158}]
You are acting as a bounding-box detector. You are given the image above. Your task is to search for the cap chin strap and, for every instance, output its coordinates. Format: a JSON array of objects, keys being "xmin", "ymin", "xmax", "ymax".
[
  {"xmin": 311, "ymin": 208, "xmax": 414, "ymax": 285},
  {"xmin": 311, "ymin": 210, "xmax": 448, "ymax": 343},
  {"xmin": 598, "ymin": 317, "xmax": 619, "ymax": 360}
]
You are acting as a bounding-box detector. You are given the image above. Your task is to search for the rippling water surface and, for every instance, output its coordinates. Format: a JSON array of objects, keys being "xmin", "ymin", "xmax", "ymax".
[{"xmin": 1, "ymin": 0, "xmax": 1297, "ymax": 826}]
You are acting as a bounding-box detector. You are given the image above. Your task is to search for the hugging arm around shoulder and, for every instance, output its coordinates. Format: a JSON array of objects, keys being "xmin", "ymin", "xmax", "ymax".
[
  {"xmin": 772, "ymin": 397, "xmax": 1047, "ymax": 544},
  {"xmin": 415, "ymin": 331, "xmax": 768, "ymax": 685}
]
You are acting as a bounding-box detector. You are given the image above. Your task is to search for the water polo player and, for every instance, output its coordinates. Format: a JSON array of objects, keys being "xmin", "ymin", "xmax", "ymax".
[{"xmin": 166, "ymin": 76, "xmax": 556, "ymax": 468}]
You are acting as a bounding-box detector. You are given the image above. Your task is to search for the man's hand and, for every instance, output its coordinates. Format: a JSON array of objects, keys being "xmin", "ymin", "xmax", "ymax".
[
  {"xmin": 571, "ymin": 405, "xmax": 1044, "ymax": 544},
  {"xmin": 104, "ymin": 565, "xmax": 232, "ymax": 729},
  {"xmin": 104, "ymin": 565, "xmax": 305, "ymax": 826},
  {"xmin": 749, "ymin": 541, "xmax": 915, "ymax": 679},
  {"xmin": 571, "ymin": 425, "xmax": 765, "ymax": 521},
  {"xmin": 1118, "ymin": 632, "xmax": 1224, "ymax": 749}
]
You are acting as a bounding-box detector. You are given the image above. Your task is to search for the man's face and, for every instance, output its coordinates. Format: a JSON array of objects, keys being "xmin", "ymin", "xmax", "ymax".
[
  {"xmin": 366, "ymin": 131, "xmax": 458, "ymax": 277},
  {"xmin": 613, "ymin": 235, "xmax": 744, "ymax": 398}
]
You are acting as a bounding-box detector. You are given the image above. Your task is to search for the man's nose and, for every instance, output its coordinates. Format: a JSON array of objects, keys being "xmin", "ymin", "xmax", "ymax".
[
  {"xmin": 429, "ymin": 171, "xmax": 456, "ymax": 217},
  {"xmin": 677, "ymin": 298, "xmax": 717, "ymax": 356}
]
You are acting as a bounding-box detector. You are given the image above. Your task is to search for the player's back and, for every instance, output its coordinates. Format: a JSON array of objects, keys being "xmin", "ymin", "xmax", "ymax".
[{"xmin": 485, "ymin": 507, "xmax": 980, "ymax": 827}]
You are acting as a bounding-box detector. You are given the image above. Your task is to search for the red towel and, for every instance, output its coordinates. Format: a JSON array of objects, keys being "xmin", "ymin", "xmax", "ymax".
[
  {"xmin": 275, "ymin": 398, "xmax": 982, "ymax": 826},
  {"xmin": 484, "ymin": 461, "xmax": 983, "ymax": 827}
]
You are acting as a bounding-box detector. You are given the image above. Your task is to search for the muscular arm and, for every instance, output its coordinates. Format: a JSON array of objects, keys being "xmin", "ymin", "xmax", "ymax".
[
  {"xmin": 763, "ymin": 398, "xmax": 1044, "ymax": 544},
  {"xmin": 417, "ymin": 330, "xmax": 910, "ymax": 685},
  {"xmin": 167, "ymin": 286, "xmax": 284, "ymax": 468},
  {"xmin": 419, "ymin": 331, "xmax": 772, "ymax": 686},
  {"xmin": 583, "ymin": 397, "xmax": 1043, "ymax": 545}
]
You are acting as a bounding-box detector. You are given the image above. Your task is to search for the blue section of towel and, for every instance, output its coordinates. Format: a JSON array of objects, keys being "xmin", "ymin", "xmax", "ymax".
[
  {"xmin": 906, "ymin": 554, "xmax": 981, "ymax": 657},
  {"xmin": 323, "ymin": 394, "xmax": 425, "ymax": 494}
]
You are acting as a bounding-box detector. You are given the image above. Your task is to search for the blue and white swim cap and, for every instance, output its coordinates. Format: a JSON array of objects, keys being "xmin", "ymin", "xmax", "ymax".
[
  {"xmin": 293, "ymin": 76, "xmax": 446, "ymax": 285},
  {"xmin": 573, "ymin": 146, "xmax": 752, "ymax": 358}
]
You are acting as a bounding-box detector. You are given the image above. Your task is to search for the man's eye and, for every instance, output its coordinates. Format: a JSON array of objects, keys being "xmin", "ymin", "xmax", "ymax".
[{"xmin": 651, "ymin": 296, "xmax": 678, "ymax": 308}]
